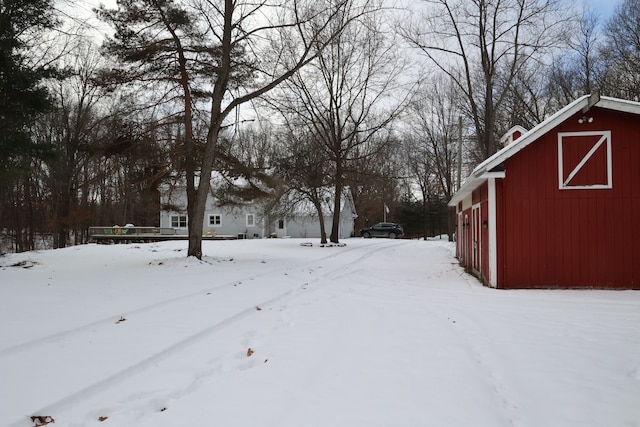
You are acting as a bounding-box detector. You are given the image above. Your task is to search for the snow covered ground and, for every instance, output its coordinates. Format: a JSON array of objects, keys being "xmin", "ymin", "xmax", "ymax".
[{"xmin": 1, "ymin": 238, "xmax": 639, "ymax": 427}]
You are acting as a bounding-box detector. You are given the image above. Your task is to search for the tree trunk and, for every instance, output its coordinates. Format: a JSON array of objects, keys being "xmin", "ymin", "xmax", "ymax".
[
  {"xmin": 187, "ymin": 0, "xmax": 233, "ymax": 259},
  {"xmin": 312, "ymin": 199, "xmax": 328, "ymax": 244},
  {"xmin": 187, "ymin": 200, "xmax": 205, "ymax": 259},
  {"xmin": 330, "ymin": 163, "xmax": 343, "ymax": 243},
  {"xmin": 24, "ymin": 172, "xmax": 35, "ymax": 251},
  {"xmin": 422, "ymin": 199, "xmax": 428, "ymax": 240},
  {"xmin": 188, "ymin": 121, "xmax": 224, "ymax": 259}
]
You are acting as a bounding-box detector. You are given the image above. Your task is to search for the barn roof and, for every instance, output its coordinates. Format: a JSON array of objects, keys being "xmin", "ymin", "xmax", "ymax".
[{"xmin": 449, "ymin": 94, "xmax": 640, "ymax": 206}]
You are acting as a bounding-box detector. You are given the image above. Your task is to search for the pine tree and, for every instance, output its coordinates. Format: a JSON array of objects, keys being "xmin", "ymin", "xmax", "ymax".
[
  {"xmin": 0, "ymin": 0, "xmax": 57, "ymax": 183},
  {"xmin": 95, "ymin": 0, "xmax": 255, "ymax": 232}
]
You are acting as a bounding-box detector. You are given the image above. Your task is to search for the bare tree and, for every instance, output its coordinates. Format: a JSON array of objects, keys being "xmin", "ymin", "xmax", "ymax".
[
  {"xmin": 403, "ymin": 76, "xmax": 461, "ymax": 239},
  {"xmin": 401, "ymin": 0, "xmax": 572, "ymax": 162},
  {"xmin": 267, "ymin": 0, "xmax": 409, "ymax": 243},
  {"xmin": 546, "ymin": 9, "xmax": 605, "ymax": 104},
  {"xmin": 190, "ymin": 0, "xmax": 390, "ymax": 252},
  {"xmin": 600, "ymin": 0, "xmax": 640, "ymax": 100},
  {"xmin": 272, "ymin": 127, "xmax": 333, "ymax": 243},
  {"xmin": 346, "ymin": 133, "xmax": 403, "ymax": 232},
  {"xmin": 491, "ymin": 9, "xmax": 603, "ymax": 138},
  {"xmin": 37, "ymin": 41, "xmax": 108, "ymax": 248},
  {"xmin": 97, "ymin": 0, "xmax": 371, "ymax": 258},
  {"xmin": 212, "ymin": 125, "xmax": 281, "ymax": 205}
]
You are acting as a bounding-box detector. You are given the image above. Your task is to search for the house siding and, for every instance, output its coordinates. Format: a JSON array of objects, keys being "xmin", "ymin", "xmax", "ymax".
[
  {"xmin": 279, "ymin": 215, "xmax": 353, "ymax": 239},
  {"xmin": 159, "ymin": 186, "xmax": 356, "ymax": 240}
]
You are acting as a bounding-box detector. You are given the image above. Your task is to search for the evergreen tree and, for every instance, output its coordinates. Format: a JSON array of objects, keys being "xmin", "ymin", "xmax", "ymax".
[
  {"xmin": 96, "ymin": 0, "xmax": 254, "ymax": 234},
  {"xmin": 0, "ymin": 0, "xmax": 57, "ymax": 183}
]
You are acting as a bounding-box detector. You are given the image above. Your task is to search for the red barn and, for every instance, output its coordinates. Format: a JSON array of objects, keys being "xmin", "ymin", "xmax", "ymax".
[{"xmin": 449, "ymin": 94, "xmax": 640, "ymax": 289}]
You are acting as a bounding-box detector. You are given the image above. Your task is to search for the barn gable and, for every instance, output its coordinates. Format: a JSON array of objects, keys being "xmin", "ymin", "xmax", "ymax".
[{"xmin": 450, "ymin": 94, "xmax": 640, "ymax": 289}]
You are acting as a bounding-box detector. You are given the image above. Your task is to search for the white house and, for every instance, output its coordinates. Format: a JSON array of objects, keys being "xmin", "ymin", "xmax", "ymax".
[{"xmin": 159, "ymin": 185, "xmax": 357, "ymax": 239}]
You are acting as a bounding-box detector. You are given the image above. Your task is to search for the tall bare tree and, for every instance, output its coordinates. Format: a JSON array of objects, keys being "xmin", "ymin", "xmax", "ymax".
[
  {"xmin": 403, "ymin": 76, "xmax": 461, "ymax": 239},
  {"xmin": 212, "ymin": 125, "xmax": 281, "ymax": 205},
  {"xmin": 546, "ymin": 10, "xmax": 604, "ymax": 105},
  {"xmin": 272, "ymin": 128, "xmax": 333, "ymax": 243},
  {"xmin": 183, "ymin": 0, "xmax": 376, "ymax": 255},
  {"xmin": 401, "ymin": 0, "xmax": 572, "ymax": 162},
  {"xmin": 600, "ymin": 0, "xmax": 640, "ymax": 100},
  {"xmin": 346, "ymin": 132, "xmax": 402, "ymax": 232},
  {"xmin": 98, "ymin": 0, "xmax": 370, "ymax": 258},
  {"xmin": 267, "ymin": 0, "xmax": 408, "ymax": 243},
  {"xmin": 38, "ymin": 41, "xmax": 108, "ymax": 248}
]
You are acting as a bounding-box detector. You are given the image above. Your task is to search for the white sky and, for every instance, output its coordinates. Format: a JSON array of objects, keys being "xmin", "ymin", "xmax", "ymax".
[{"xmin": 59, "ymin": 0, "xmax": 622, "ymax": 44}]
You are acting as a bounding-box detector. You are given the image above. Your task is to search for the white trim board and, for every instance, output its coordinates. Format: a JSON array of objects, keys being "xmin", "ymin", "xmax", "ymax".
[{"xmin": 557, "ymin": 130, "xmax": 612, "ymax": 190}]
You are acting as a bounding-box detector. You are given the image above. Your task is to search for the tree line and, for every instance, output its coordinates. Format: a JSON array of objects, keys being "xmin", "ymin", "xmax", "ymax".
[{"xmin": 1, "ymin": 0, "xmax": 638, "ymax": 254}]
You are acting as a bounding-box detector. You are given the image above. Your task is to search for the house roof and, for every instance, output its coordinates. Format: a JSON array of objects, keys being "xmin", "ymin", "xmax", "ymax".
[{"xmin": 449, "ymin": 95, "xmax": 640, "ymax": 206}]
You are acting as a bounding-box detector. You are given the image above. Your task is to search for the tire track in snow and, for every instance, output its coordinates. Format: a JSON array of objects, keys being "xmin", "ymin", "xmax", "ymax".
[
  {"xmin": 426, "ymin": 300, "xmax": 526, "ymax": 427},
  {"xmin": 4, "ymin": 240, "xmax": 399, "ymax": 426},
  {"xmin": 0, "ymin": 240, "xmax": 391, "ymax": 359},
  {"xmin": 294, "ymin": 239, "xmax": 406, "ymax": 282},
  {"xmin": 4, "ymin": 288, "xmax": 298, "ymax": 427}
]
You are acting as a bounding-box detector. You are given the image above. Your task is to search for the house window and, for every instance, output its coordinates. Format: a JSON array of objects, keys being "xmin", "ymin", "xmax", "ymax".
[
  {"xmin": 246, "ymin": 214, "xmax": 255, "ymax": 227},
  {"xmin": 208, "ymin": 214, "xmax": 222, "ymax": 227},
  {"xmin": 558, "ymin": 131, "xmax": 612, "ymax": 189},
  {"xmin": 171, "ymin": 215, "xmax": 187, "ymax": 228},
  {"xmin": 278, "ymin": 219, "xmax": 285, "ymax": 229}
]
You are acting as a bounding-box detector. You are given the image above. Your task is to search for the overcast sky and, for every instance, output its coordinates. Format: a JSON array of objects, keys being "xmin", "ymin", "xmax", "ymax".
[
  {"xmin": 584, "ymin": 0, "xmax": 618, "ymax": 19},
  {"xmin": 68, "ymin": 0, "xmax": 621, "ymax": 33}
]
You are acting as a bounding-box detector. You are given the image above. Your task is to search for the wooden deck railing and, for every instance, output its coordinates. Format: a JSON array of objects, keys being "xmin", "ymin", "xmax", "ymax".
[
  {"xmin": 89, "ymin": 226, "xmax": 176, "ymax": 237},
  {"xmin": 88, "ymin": 226, "xmax": 240, "ymax": 243}
]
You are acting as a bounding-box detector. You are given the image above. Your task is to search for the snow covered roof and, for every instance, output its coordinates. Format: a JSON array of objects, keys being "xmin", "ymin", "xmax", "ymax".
[{"xmin": 449, "ymin": 95, "xmax": 640, "ymax": 206}]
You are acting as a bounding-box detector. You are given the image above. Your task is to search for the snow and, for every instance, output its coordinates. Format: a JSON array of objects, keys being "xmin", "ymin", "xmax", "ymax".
[{"xmin": 1, "ymin": 238, "xmax": 639, "ymax": 427}]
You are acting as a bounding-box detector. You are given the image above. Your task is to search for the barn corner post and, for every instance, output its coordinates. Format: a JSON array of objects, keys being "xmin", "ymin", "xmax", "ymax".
[{"xmin": 486, "ymin": 177, "xmax": 499, "ymax": 288}]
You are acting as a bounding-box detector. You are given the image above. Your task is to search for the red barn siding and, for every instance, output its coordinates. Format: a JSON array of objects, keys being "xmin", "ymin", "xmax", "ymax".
[{"xmin": 499, "ymin": 107, "xmax": 639, "ymax": 288}]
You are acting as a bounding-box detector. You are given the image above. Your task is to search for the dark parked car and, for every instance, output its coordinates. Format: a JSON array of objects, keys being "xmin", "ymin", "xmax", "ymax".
[{"xmin": 360, "ymin": 222, "xmax": 404, "ymax": 239}]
